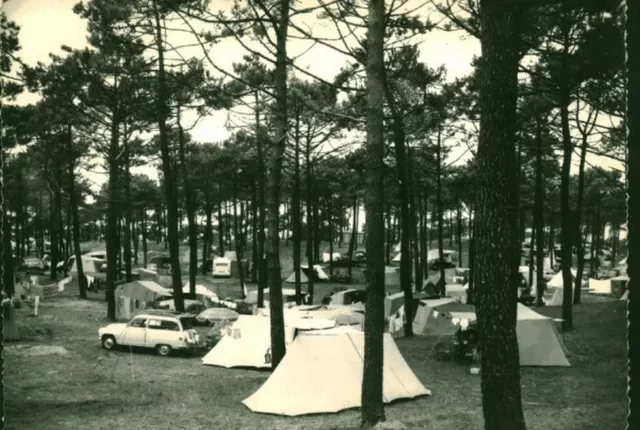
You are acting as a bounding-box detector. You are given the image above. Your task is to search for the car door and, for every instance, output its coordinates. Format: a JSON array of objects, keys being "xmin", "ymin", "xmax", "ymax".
[
  {"xmin": 144, "ymin": 318, "xmax": 170, "ymax": 348},
  {"xmin": 121, "ymin": 317, "xmax": 147, "ymax": 346}
]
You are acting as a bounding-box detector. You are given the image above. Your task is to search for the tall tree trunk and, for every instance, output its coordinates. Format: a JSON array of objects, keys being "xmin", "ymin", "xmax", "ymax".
[
  {"xmin": 534, "ymin": 119, "xmax": 546, "ymax": 306},
  {"xmin": 177, "ymin": 104, "xmax": 197, "ymax": 296},
  {"xmin": 123, "ymin": 142, "xmax": 133, "ymax": 283},
  {"xmin": 573, "ymin": 135, "xmax": 588, "ymax": 305},
  {"xmin": 420, "ymin": 195, "xmax": 428, "ymax": 277},
  {"xmin": 457, "ymin": 205, "xmax": 463, "ymax": 267},
  {"xmin": 106, "ymin": 113, "xmax": 120, "ymax": 320},
  {"xmin": 313, "ymin": 193, "xmax": 321, "ymax": 263},
  {"xmin": 385, "ymin": 208, "xmax": 392, "ymax": 265},
  {"xmin": 293, "ymin": 108, "xmax": 303, "ymax": 304},
  {"xmin": 474, "ymin": 1, "xmax": 526, "ymax": 427},
  {"xmin": 67, "ymin": 125, "xmax": 87, "ymax": 298},
  {"xmin": 204, "ymin": 201, "xmax": 212, "ymax": 274},
  {"xmin": 361, "ymin": 0, "xmax": 386, "ymax": 424},
  {"xmin": 218, "ymin": 200, "xmax": 224, "ymax": 256},
  {"xmin": 255, "ymin": 92, "xmax": 268, "ymax": 309},
  {"xmin": 436, "ymin": 126, "xmax": 446, "ymax": 296},
  {"xmin": 305, "ymin": 134, "xmax": 315, "ymax": 305},
  {"xmin": 347, "ymin": 199, "xmax": 358, "ymax": 279},
  {"xmin": 141, "ymin": 207, "xmax": 148, "ymax": 268},
  {"xmin": 266, "ymin": 0, "xmax": 290, "ymax": 369},
  {"xmin": 2, "ymin": 193, "xmax": 15, "ymax": 297},
  {"xmin": 410, "ymin": 152, "xmax": 422, "ymax": 291},
  {"xmin": 383, "ymin": 79, "xmax": 413, "ymax": 337},
  {"xmin": 153, "ymin": 4, "xmax": 184, "ymax": 312},
  {"xmin": 233, "ymin": 179, "xmax": 246, "ymax": 299},
  {"xmin": 467, "ymin": 211, "xmax": 475, "ymax": 305},
  {"xmin": 559, "ymin": 7, "xmax": 574, "ymax": 332},
  {"xmin": 251, "ymin": 185, "xmax": 258, "ymax": 282},
  {"xmin": 132, "ymin": 212, "xmax": 139, "ymax": 266},
  {"xmin": 328, "ymin": 193, "xmax": 334, "ymax": 279}
]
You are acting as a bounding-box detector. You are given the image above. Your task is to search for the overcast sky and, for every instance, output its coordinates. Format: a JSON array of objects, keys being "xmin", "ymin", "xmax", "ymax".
[{"xmin": 4, "ymin": 0, "xmax": 623, "ymax": 219}]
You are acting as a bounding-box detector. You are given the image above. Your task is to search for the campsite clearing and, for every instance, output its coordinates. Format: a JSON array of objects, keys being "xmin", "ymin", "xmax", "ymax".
[{"xmin": 4, "ymin": 284, "xmax": 627, "ymax": 430}]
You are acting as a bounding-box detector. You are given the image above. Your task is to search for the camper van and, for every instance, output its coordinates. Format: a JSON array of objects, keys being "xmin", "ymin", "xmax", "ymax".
[{"xmin": 212, "ymin": 257, "xmax": 232, "ymax": 277}]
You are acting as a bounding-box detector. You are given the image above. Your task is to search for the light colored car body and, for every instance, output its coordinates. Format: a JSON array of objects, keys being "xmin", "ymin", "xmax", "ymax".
[
  {"xmin": 98, "ymin": 314, "xmax": 200, "ymax": 355},
  {"xmin": 212, "ymin": 257, "xmax": 231, "ymax": 277}
]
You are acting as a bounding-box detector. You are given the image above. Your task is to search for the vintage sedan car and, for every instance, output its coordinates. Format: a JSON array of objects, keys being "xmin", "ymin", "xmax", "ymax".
[
  {"xmin": 98, "ymin": 313, "xmax": 200, "ymax": 356},
  {"xmin": 19, "ymin": 257, "xmax": 46, "ymax": 274}
]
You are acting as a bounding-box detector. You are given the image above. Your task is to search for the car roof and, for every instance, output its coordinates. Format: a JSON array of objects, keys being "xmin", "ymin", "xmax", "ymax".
[{"xmin": 134, "ymin": 312, "xmax": 193, "ymax": 320}]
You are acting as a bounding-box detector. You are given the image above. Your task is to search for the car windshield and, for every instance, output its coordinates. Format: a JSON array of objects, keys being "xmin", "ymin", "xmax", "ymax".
[{"xmin": 179, "ymin": 317, "xmax": 194, "ymax": 330}]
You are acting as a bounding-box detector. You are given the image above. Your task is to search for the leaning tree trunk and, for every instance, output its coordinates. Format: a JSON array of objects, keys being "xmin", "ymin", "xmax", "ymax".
[
  {"xmin": 573, "ymin": 124, "xmax": 591, "ymax": 304},
  {"xmin": 67, "ymin": 125, "xmax": 87, "ymax": 298},
  {"xmin": 474, "ymin": 1, "xmax": 526, "ymax": 428},
  {"xmin": 153, "ymin": 4, "xmax": 184, "ymax": 312},
  {"xmin": 254, "ymin": 91, "xmax": 268, "ymax": 309},
  {"xmin": 266, "ymin": 0, "xmax": 290, "ymax": 369},
  {"xmin": 361, "ymin": 0, "xmax": 386, "ymax": 425}
]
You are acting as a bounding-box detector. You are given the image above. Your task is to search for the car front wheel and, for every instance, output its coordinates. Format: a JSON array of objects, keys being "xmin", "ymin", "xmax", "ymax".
[
  {"xmin": 102, "ymin": 335, "xmax": 116, "ymax": 350},
  {"xmin": 156, "ymin": 344, "xmax": 172, "ymax": 357}
]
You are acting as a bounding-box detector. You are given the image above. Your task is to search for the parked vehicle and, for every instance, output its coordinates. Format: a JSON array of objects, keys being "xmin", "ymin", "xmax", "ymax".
[
  {"xmin": 18, "ymin": 257, "xmax": 46, "ymax": 274},
  {"xmin": 212, "ymin": 257, "xmax": 231, "ymax": 277},
  {"xmin": 98, "ymin": 313, "xmax": 200, "ymax": 356}
]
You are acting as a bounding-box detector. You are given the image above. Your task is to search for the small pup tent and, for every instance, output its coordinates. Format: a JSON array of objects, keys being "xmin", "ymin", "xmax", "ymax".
[
  {"xmin": 115, "ymin": 281, "xmax": 173, "ymax": 320},
  {"xmin": 242, "ymin": 331, "xmax": 430, "ymax": 416},
  {"xmin": 284, "ymin": 269, "xmax": 309, "ymax": 284},
  {"xmin": 432, "ymin": 302, "xmax": 571, "ymax": 367}
]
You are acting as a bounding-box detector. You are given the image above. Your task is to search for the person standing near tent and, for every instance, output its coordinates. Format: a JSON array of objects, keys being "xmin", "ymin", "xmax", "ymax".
[{"xmin": 3, "ymin": 291, "xmax": 20, "ymax": 341}]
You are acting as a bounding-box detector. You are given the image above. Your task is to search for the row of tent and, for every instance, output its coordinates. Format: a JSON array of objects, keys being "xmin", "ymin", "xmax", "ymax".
[{"xmin": 201, "ymin": 312, "xmax": 431, "ymax": 416}]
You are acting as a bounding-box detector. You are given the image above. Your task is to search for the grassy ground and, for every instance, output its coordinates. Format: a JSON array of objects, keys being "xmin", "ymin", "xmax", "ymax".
[{"xmin": 4, "ymin": 275, "xmax": 628, "ymax": 430}]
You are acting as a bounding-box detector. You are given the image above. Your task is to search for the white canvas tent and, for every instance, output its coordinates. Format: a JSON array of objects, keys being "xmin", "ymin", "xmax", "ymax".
[
  {"xmin": 620, "ymin": 290, "xmax": 629, "ymax": 301},
  {"xmin": 588, "ymin": 278, "xmax": 612, "ymax": 295},
  {"xmin": 545, "ymin": 269, "xmax": 588, "ymax": 306},
  {"xmin": 182, "ymin": 283, "xmax": 218, "ymax": 302},
  {"xmin": 410, "ymin": 297, "xmax": 459, "ymax": 334},
  {"xmin": 392, "ymin": 253, "xmax": 402, "ymax": 263},
  {"xmin": 242, "ymin": 331, "xmax": 430, "ymax": 416},
  {"xmin": 70, "ymin": 255, "xmax": 104, "ymax": 276},
  {"xmin": 201, "ymin": 315, "xmax": 297, "ymax": 369}
]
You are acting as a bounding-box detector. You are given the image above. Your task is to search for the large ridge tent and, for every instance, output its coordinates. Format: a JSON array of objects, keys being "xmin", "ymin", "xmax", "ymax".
[
  {"xmin": 432, "ymin": 302, "xmax": 571, "ymax": 367},
  {"xmin": 242, "ymin": 331, "xmax": 430, "ymax": 416},
  {"xmin": 289, "ymin": 305, "xmax": 364, "ymax": 327},
  {"xmin": 410, "ymin": 297, "xmax": 459, "ymax": 334}
]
